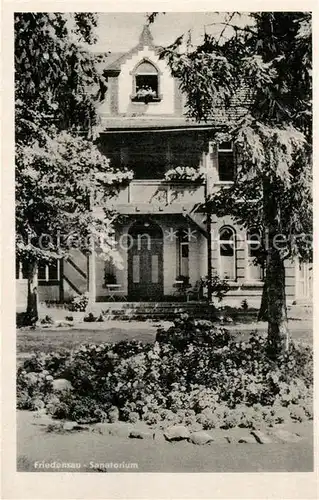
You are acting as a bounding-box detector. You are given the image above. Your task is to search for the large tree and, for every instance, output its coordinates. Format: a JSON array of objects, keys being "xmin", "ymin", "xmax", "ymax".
[
  {"xmin": 156, "ymin": 12, "xmax": 312, "ymax": 358},
  {"xmin": 15, "ymin": 13, "xmax": 131, "ymax": 324}
]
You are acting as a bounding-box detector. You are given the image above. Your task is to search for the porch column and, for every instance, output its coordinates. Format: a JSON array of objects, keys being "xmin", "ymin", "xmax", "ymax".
[
  {"xmin": 205, "ymin": 141, "xmax": 215, "ymax": 303},
  {"xmin": 88, "ymin": 240, "xmax": 96, "ymax": 305}
]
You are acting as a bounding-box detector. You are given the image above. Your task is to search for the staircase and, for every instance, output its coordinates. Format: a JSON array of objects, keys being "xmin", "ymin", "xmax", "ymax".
[{"xmin": 89, "ymin": 301, "xmax": 216, "ymax": 321}]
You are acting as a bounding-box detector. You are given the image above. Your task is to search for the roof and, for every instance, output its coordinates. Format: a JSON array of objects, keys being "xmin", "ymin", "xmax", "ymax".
[
  {"xmin": 100, "ymin": 107, "xmax": 249, "ymax": 133},
  {"xmin": 103, "ymin": 52, "xmax": 127, "ymax": 71},
  {"xmin": 99, "ymin": 25, "xmax": 160, "ymax": 74},
  {"xmin": 100, "ymin": 116, "xmax": 207, "ymax": 131}
]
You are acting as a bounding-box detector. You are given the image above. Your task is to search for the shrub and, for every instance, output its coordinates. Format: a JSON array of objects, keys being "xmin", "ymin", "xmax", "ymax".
[
  {"xmin": 83, "ymin": 312, "xmax": 97, "ymax": 322},
  {"xmin": 16, "ymin": 315, "xmax": 313, "ymax": 427},
  {"xmin": 68, "ymin": 293, "xmax": 89, "ymax": 312},
  {"xmin": 156, "ymin": 314, "xmax": 231, "ymax": 350},
  {"xmin": 241, "ymin": 299, "xmax": 249, "ymax": 311},
  {"xmin": 48, "ymin": 392, "xmax": 110, "ymax": 423},
  {"xmin": 40, "ymin": 315, "xmax": 54, "ymax": 325},
  {"xmin": 17, "ymin": 369, "xmax": 53, "ymax": 409}
]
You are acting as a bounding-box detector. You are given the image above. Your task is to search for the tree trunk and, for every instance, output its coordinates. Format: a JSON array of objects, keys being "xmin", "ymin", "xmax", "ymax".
[
  {"xmin": 263, "ymin": 178, "xmax": 289, "ymax": 358},
  {"xmin": 266, "ymin": 247, "xmax": 289, "ymax": 358},
  {"xmin": 258, "ymin": 275, "xmax": 268, "ymax": 321},
  {"xmin": 25, "ymin": 260, "xmax": 38, "ymax": 326}
]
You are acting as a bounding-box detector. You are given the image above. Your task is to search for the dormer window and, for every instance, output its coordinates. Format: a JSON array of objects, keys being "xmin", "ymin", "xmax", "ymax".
[{"xmin": 131, "ymin": 60, "xmax": 161, "ymax": 102}]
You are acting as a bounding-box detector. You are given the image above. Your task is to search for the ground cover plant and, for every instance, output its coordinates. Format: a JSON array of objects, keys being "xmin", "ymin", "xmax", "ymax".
[{"xmin": 17, "ymin": 315, "xmax": 313, "ymax": 429}]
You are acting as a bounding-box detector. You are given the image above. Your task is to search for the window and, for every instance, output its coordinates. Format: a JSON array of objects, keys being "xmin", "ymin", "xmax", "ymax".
[
  {"xmin": 16, "ymin": 259, "xmax": 28, "ymax": 279},
  {"xmin": 219, "ymin": 226, "xmax": 236, "ymax": 280},
  {"xmin": 152, "ymin": 255, "xmax": 159, "ymax": 283},
  {"xmin": 38, "ymin": 260, "xmax": 60, "ymax": 282},
  {"xmin": 16, "ymin": 259, "xmax": 60, "ymax": 281},
  {"xmin": 132, "ymin": 255, "xmax": 140, "ymax": 283},
  {"xmin": 132, "ymin": 60, "xmax": 160, "ymax": 101},
  {"xmin": 177, "ymin": 229, "xmax": 189, "ymax": 277},
  {"xmin": 247, "ymin": 229, "xmax": 264, "ymax": 281},
  {"xmin": 218, "ymin": 142, "xmax": 235, "ymax": 181}
]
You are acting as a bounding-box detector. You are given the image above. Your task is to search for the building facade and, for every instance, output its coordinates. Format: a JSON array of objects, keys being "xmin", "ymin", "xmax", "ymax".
[{"xmin": 16, "ymin": 25, "xmax": 312, "ymax": 309}]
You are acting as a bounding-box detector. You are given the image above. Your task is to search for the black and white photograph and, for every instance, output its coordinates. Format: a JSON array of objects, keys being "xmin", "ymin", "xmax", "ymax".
[{"xmin": 3, "ymin": 5, "xmax": 316, "ymax": 493}]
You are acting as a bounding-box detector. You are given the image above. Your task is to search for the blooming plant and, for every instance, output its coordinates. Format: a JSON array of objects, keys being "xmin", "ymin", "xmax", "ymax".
[
  {"xmin": 164, "ymin": 166, "xmax": 205, "ymax": 182},
  {"xmin": 17, "ymin": 315, "xmax": 313, "ymax": 428},
  {"xmin": 136, "ymin": 87, "xmax": 157, "ymax": 98},
  {"xmin": 68, "ymin": 292, "xmax": 89, "ymax": 312}
]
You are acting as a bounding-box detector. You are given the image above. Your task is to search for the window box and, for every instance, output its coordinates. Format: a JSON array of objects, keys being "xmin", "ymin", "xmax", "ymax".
[{"xmin": 131, "ymin": 94, "xmax": 161, "ymax": 103}]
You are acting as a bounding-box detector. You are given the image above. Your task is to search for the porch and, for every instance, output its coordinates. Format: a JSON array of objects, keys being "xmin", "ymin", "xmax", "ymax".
[{"xmin": 93, "ymin": 214, "xmax": 208, "ymax": 303}]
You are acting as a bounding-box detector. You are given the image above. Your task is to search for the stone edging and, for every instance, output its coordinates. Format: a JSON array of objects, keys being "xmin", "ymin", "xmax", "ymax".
[{"xmin": 33, "ymin": 414, "xmax": 305, "ymax": 445}]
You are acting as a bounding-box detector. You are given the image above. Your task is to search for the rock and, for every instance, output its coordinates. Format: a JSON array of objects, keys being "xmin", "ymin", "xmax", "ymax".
[
  {"xmin": 52, "ymin": 378, "xmax": 73, "ymax": 393},
  {"xmin": 63, "ymin": 421, "xmax": 78, "ymax": 431},
  {"xmin": 272, "ymin": 429, "xmax": 302, "ymax": 443},
  {"xmin": 189, "ymin": 422, "xmax": 203, "ymax": 433},
  {"xmin": 238, "ymin": 436, "xmax": 258, "ymax": 444},
  {"xmin": 46, "ymin": 422, "xmax": 63, "ymax": 432},
  {"xmin": 224, "ymin": 436, "xmax": 233, "ymax": 444},
  {"xmin": 164, "ymin": 425, "xmax": 190, "ymax": 442},
  {"xmin": 189, "ymin": 431, "xmax": 214, "ymax": 445},
  {"xmin": 92, "ymin": 422, "xmax": 133, "ymax": 438},
  {"xmin": 73, "ymin": 424, "xmax": 90, "ymax": 431},
  {"xmin": 129, "ymin": 429, "xmax": 154, "ymax": 440},
  {"xmin": 54, "ymin": 320, "xmax": 73, "ymax": 328},
  {"xmin": 32, "ymin": 416, "xmax": 57, "ymax": 427},
  {"xmin": 250, "ymin": 430, "xmax": 272, "ymax": 444},
  {"xmin": 153, "ymin": 430, "xmax": 165, "ymax": 442}
]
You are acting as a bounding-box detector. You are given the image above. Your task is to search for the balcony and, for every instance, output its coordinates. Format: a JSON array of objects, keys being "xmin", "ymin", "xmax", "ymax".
[{"xmin": 108, "ymin": 180, "xmax": 206, "ymax": 214}]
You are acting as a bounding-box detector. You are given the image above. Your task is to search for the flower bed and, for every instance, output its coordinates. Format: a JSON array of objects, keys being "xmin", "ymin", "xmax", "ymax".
[{"xmin": 17, "ymin": 315, "xmax": 313, "ymax": 429}]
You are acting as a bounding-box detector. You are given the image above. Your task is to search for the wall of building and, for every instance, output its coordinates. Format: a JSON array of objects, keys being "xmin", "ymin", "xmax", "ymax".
[{"xmin": 117, "ymin": 47, "xmax": 176, "ymax": 115}]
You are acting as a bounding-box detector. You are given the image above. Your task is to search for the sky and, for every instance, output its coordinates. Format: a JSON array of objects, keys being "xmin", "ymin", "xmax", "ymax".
[{"xmin": 91, "ymin": 12, "xmax": 251, "ymax": 53}]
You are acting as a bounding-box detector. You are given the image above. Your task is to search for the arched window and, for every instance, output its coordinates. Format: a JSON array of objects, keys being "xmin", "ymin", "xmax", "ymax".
[
  {"xmin": 132, "ymin": 60, "xmax": 159, "ymax": 101},
  {"xmin": 247, "ymin": 228, "xmax": 264, "ymax": 281},
  {"xmin": 219, "ymin": 226, "xmax": 236, "ymax": 280},
  {"xmin": 177, "ymin": 228, "xmax": 189, "ymax": 278}
]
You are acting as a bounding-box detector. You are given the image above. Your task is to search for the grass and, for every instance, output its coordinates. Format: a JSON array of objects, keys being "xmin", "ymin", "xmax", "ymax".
[
  {"xmin": 17, "ymin": 325, "xmax": 157, "ymax": 357},
  {"xmin": 17, "ymin": 314, "xmax": 312, "ymax": 363}
]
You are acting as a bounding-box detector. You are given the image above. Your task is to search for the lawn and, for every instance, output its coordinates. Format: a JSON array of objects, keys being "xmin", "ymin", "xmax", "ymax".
[
  {"xmin": 17, "ymin": 316, "xmax": 312, "ymax": 361},
  {"xmin": 16, "ymin": 321, "xmax": 160, "ymax": 360}
]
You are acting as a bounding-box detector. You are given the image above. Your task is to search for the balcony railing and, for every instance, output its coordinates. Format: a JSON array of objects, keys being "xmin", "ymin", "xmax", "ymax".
[{"xmin": 111, "ymin": 180, "xmax": 205, "ymax": 208}]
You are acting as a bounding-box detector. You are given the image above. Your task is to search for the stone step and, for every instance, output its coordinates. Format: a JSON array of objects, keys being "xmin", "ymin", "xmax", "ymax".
[{"xmin": 88, "ymin": 301, "xmax": 215, "ymax": 319}]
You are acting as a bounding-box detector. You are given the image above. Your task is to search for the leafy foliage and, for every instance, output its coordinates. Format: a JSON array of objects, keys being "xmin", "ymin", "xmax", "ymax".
[
  {"xmin": 157, "ymin": 12, "xmax": 312, "ymax": 355},
  {"xmin": 17, "ymin": 315, "xmax": 312, "ymax": 426},
  {"xmin": 15, "ymin": 13, "xmax": 132, "ymax": 322},
  {"xmin": 159, "ymin": 13, "xmax": 312, "ymax": 259},
  {"xmin": 68, "ymin": 292, "xmax": 89, "ymax": 312}
]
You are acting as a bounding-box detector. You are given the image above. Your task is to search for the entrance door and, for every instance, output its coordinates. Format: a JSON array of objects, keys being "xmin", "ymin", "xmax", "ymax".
[{"xmin": 128, "ymin": 221, "xmax": 163, "ymax": 301}]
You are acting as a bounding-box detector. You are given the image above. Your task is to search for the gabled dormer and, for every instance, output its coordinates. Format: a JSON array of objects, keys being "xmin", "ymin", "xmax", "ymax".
[{"xmin": 99, "ymin": 25, "xmax": 184, "ymax": 117}]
